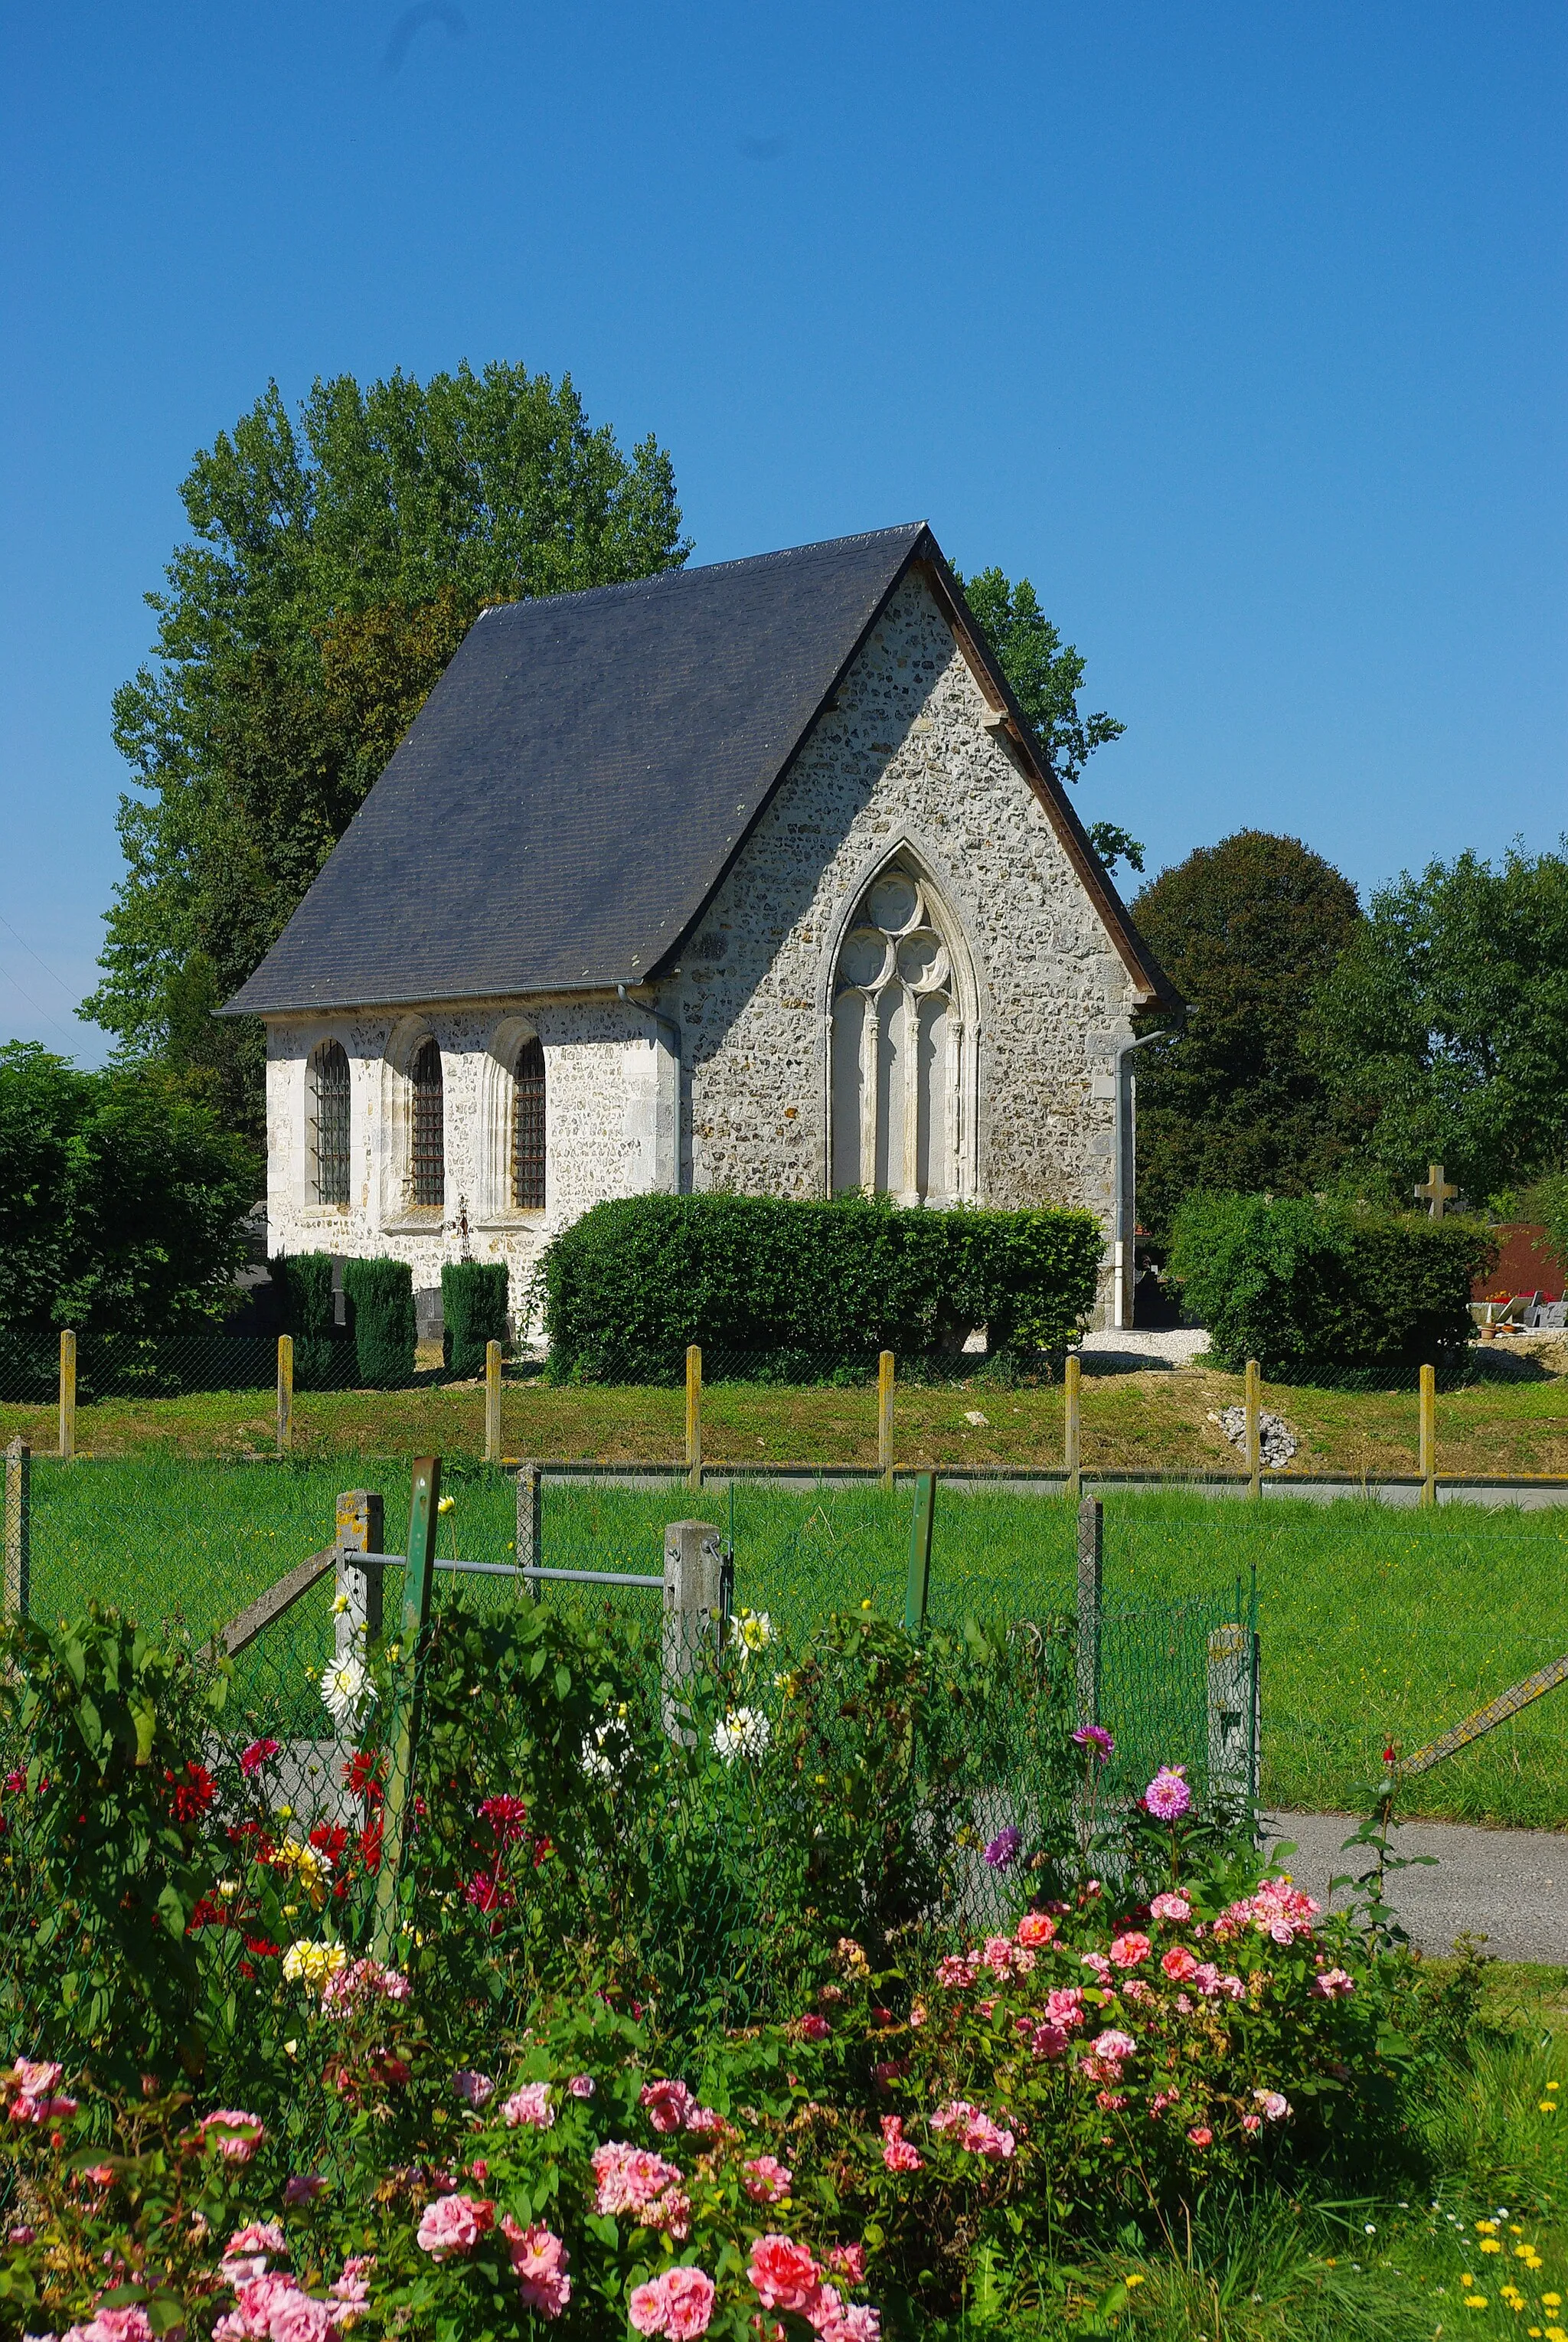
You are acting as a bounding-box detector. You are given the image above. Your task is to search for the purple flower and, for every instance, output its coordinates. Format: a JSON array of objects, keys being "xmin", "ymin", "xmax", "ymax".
[
  {"xmin": 1143, "ymin": 1765, "xmax": 1193, "ymax": 1822},
  {"xmin": 1072, "ymin": 1725, "xmax": 1116, "ymax": 1762},
  {"xmin": 983, "ymin": 1825, "xmax": 1022, "ymax": 1870}
]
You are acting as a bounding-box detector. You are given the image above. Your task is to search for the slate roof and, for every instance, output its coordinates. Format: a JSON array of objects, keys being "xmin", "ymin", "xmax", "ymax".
[{"xmin": 222, "ymin": 522, "xmax": 1173, "ymax": 1017}]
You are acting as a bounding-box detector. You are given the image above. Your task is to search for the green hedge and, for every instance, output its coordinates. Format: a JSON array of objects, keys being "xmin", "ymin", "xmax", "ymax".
[
  {"xmin": 1168, "ymin": 1193, "xmax": 1495, "ymax": 1377},
  {"xmin": 442, "ymin": 1260, "xmax": 509, "ymax": 1377},
  {"xmin": 342, "ymin": 1257, "xmax": 416, "ymax": 1389},
  {"xmin": 267, "ymin": 1251, "xmax": 351, "ymax": 1390},
  {"xmin": 535, "ymin": 1193, "xmax": 1105, "ymax": 1383}
]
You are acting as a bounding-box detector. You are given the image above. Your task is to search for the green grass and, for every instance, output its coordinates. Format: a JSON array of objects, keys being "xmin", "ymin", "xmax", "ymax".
[{"xmin": 21, "ymin": 1465, "xmax": 1568, "ymax": 1827}]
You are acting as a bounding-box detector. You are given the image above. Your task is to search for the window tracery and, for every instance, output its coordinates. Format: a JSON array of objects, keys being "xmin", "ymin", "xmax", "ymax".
[{"xmin": 831, "ymin": 860, "xmax": 963, "ymax": 1202}]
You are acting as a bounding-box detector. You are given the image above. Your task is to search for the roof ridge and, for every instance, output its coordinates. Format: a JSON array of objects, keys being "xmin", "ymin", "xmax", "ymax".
[{"xmin": 484, "ymin": 521, "xmax": 928, "ymax": 621}]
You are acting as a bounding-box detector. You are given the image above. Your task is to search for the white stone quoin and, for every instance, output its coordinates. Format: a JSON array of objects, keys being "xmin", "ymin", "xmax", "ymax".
[{"xmin": 260, "ymin": 559, "xmax": 1162, "ymax": 1332}]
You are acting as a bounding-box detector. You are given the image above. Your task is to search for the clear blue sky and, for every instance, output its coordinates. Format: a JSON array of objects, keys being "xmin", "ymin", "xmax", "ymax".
[{"xmin": 2, "ymin": 1, "xmax": 1563, "ymax": 1063}]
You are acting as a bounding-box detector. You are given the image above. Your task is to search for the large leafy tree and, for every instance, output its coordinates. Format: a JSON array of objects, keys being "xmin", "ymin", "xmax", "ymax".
[
  {"xmin": 0, "ymin": 1044, "xmax": 256, "ymax": 1340},
  {"xmin": 86, "ymin": 363, "xmax": 690, "ymax": 1138},
  {"xmin": 1311, "ymin": 845, "xmax": 1568, "ymax": 1204},
  {"xmin": 1130, "ymin": 831, "xmax": 1363, "ymax": 1238},
  {"xmin": 956, "ymin": 567, "xmax": 1143, "ymax": 876}
]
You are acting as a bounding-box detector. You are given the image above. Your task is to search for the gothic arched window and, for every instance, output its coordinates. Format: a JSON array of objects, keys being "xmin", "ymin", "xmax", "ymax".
[
  {"xmin": 831, "ymin": 861, "xmax": 962, "ymax": 1204},
  {"xmin": 511, "ymin": 1037, "xmax": 547, "ymax": 1209},
  {"xmin": 310, "ymin": 1040, "xmax": 351, "ymax": 1205},
  {"xmin": 410, "ymin": 1037, "xmax": 445, "ymax": 1206}
]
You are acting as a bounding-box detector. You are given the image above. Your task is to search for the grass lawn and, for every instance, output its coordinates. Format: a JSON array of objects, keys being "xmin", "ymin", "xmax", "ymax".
[{"xmin": 22, "ymin": 1461, "xmax": 1568, "ymax": 1830}]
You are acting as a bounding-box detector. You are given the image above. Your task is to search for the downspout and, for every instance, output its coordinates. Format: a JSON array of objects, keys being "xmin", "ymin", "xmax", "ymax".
[
  {"xmin": 618, "ymin": 984, "xmax": 684, "ymax": 1194},
  {"xmin": 1112, "ymin": 1028, "xmax": 1169, "ymax": 1329}
]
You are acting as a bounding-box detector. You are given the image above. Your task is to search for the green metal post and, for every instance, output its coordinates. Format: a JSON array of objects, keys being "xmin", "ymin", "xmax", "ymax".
[
  {"xmin": 904, "ymin": 1471, "xmax": 936, "ymax": 1638},
  {"xmin": 371, "ymin": 1455, "xmax": 441, "ymax": 1964}
]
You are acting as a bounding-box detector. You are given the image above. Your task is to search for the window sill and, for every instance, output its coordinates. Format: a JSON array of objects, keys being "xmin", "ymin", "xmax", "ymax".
[
  {"xmin": 473, "ymin": 1210, "xmax": 548, "ymax": 1230},
  {"xmin": 381, "ymin": 1207, "xmax": 446, "ymax": 1233}
]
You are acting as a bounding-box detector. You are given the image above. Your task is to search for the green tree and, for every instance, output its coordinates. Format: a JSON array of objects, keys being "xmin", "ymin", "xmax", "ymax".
[
  {"xmin": 1131, "ymin": 831, "xmax": 1363, "ymax": 1238},
  {"xmin": 85, "ymin": 363, "xmax": 690, "ymax": 1138},
  {"xmin": 1312, "ymin": 845, "xmax": 1568, "ymax": 1204},
  {"xmin": 0, "ymin": 1044, "xmax": 256, "ymax": 1340},
  {"xmin": 955, "ymin": 567, "xmax": 1142, "ymax": 874}
]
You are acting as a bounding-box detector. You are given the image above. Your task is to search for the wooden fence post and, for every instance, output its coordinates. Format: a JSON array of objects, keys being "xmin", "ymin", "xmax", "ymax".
[
  {"xmin": 484, "ymin": 1340, "xmax": 502, "ymax": 1465},
  {"xmin": 685, "ymin": 1344, "xmax": 703, "ymax": 1493},
  {"xmin": 516, "ymin": 1462, "xmax": 542, "ymax": 1603},
  {"xmin": 662, "ymin": 1517, "xmax": 724, "ymax": 1743},
  {"xmin": 3, "ymin": 1439, "xmax": 28, "ymax": 1622},
  {"xmin": 57, "ymin": 1331, "xmax": 76, "ymax": 1462},
  {"xmin": 276, "ymin": 1335, "xmax": 293, "ymax": 1458},
  {"xmin": 1245, "ymin": 1359, "xmax": 1261, "ymax": 1498},
  {"xmin": 877, "ymin": 1350, "xmax": 895, "ymax": 1491},
  {"xmin": 335, "ymin": 1488, "xmax": 384, "ymax": 1658},
  {"xmin": 1419, "ymin": 1363, "xmax": 1436, "ymax": 1508},
  {"xmin": 904, "ymin": 1471, "xmax": 936, "ymax": 1638},
  {"xmin": 1076, "ymin": 1494, "xmax": 1102, "ymax": 1729},
  {"xmin": 371, "ymin": 1456, "xmax": 440, "ymax": 1965},
  {"xmin": 1063, "ymin": 1353, "xmax": 1081, "ymax": 1501}
]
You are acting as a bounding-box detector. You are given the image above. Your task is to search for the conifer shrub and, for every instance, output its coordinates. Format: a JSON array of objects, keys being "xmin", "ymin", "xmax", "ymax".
[
  {"xmin": 441, "ymin": 1259, "xmax": 509, "ymax": 1376},
  {"xmin": 536, "ymin": 1193, "xmax": 1104, "ymax": 1383},
  {"xmin": 267, "ymin": 1250, "xmax": 349, "ymax": 1389},
  {"xmin": 342, "ymin": 1256, "xmax": 416, "ymax": 1388},
  {"xmin": 1169, "ymin": 1193, "xmax": 1494, "ymax": 1377}
]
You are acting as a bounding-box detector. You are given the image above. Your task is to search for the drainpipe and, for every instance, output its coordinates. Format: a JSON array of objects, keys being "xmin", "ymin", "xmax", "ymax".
[
  {"xmin": 1112, "ymin": 1029, "xmax": 1170, "ymax": 1329},
  {"xmin": 618, "ymin": 984, "xmax": 684, "ymax": 1194}
]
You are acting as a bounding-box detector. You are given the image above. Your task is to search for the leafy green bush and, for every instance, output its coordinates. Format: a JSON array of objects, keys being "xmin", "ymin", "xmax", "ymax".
[
  {"xmin": 1168, "ymin": 1192, "xmax": 1494, "ymax": 1375},
  {"xmin": 268, "ymin": 1249, "xmax": 351, "ymax": 1389},
  {"xmin": 343, "ymin": 1256, "xmax": 416, "ymax": 1387},
  {"xmin": 441, "ymin": 1259, "xmax": 509, "ymax": 1376},
  {"xmin": 536, "ymin": 1193, "xmax": 1104, "ymax": 1382}
]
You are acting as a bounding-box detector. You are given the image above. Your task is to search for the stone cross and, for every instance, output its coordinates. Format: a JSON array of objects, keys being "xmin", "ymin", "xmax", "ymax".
[{"xmin": 1414, "ymin": 1163, "xmax": 1457, "ymax": 1220}]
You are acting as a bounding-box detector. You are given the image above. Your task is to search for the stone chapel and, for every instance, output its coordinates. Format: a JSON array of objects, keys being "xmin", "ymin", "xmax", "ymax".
[{"xmin": 224, "ymin": 524, "xmax": 1177, "ymax": 1331}]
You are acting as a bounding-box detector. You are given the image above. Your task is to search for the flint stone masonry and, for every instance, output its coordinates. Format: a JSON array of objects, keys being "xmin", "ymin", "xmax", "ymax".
[{"xmin": 265, "ymin": 567, "xmax": 1144, "ymax": 1328}]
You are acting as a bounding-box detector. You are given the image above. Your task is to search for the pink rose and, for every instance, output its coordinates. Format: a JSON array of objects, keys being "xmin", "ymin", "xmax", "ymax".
[
  {"xmin": 502, "ymin": 2082, "xmax": 554, "ymax": 2128},
  {"xmin": 1187, "ymin": 2125, "xmax": 1212, "ymax": 2148},
  {"xmin": 272, "ymin": 2296, "xmax": 338, "ymax": 2342},
  {"xmin": 1149, "ymin": 1891, "xmax": 1191, "ymax": 1922},
  {"xmin": 568, "ymin": 2072, "xmax": 596, "ymax": 2096},
  {"xmin": 416, "ymin": 2191, "xmax": 494, "ymax": 2259},
  {"xmin": 222, "ymin": 2220, "xmax": 289, "ymax": 2278},
  {"xmin": 1252, "ymin": 2089, "xmax": 1291, "ymax": 2122},
  {"xmin": 629, "ymin": 2264, "xmax": 716, "ymax": 2338},
  {"xmin": 1029, "ymin": 2021, "xmax": 1068, "ymax": 2059},
  {"xmin": 1161, "ymin": 1946, "xmax": 1198, "ymax": 1981},
  {"xmin": 452, "ymin": 2069, "xmax": 495, "ymax": 2108},
  {"xmin": 283, "ymin": 2174, "xmax": 328, "ymax": 2206},
  {"xmin": 641, "ymin": 2077, "xmax": 699, "ymax": 2132},
  {"xmin": 1311, "ymin": 1967, "xmax": 1355, "ymax": 1998},
  {"xmin": 936, "ymin": 1952, "xmax": 978, "ymax": 1988},
  {"xmin": 797, "ymin": 2013, "xmax": 831, "ymax": 2041},
  {"xmin": 1080, "ymin": 1952, "xmax": 1112, "ymax": 1981},
  {"xmin": 1016, "ymin": 1912, "xmax": 1057, "ymax": 1948},
  {"xmin": 201, "ymin": 2108, "xmax": 264, "ymax": 2162},
  {"xmin": 748, "ymin": 2233, "xmax": 822, "ymax": 2314},
  {"xmin": 501, "ymin": 2216, "xmax": 572, "ymax": 2318},
  {"xmin": 1242, "ymin": 2112, "xmax": 1262, "ymax": 2132},
  {"xmin": 826, "ymin": 2245, "xmax": 867, "ymax": 2283},
  {"xmin": 879, "ymin": 2115, "xmax": 923, "ymax": 2173},
  {"xmin": 1045, "ymin": 1988, "xmax": 1086, "ymax": 2032},
  {"xmin": 1109, "ymin": 1932, "xmax": 1152, "ymax": 1968},
  {"xmin": 743, "ymin": 2154, "xmax": 793, "ymax": 2203},
  {"xmin": 1091, "ymin": 2029, "xmax": 1136, "ymax": 2063}
]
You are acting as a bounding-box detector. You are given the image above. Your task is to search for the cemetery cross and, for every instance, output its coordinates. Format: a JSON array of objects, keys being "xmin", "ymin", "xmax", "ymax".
[{"xmin": 1414, "ymin": 1163, "xmax": 1457, "ymax": 1221}]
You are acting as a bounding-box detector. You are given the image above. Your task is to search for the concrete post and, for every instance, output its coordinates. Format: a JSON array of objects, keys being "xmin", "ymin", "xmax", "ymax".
[
  {"xmin": 662, "ymin": 1517, "xmax": 724, "ymax": 1744},
  {"xmin": 276, "ymin": 1335, "xmax": 294, "ymax": 1458},
  {"xmin": 485, "ymin": 1340, "xmax": 502, "ymax": 1465},
  {"xmin": 335, "ymin": 1488, "xmax": 384, "ymax": 1659},
  {"xmin": 1207, "ymin": 1622, "xmax": 1259, "ymax": 1805},
  {"xmin": 58, "ymin": 1330, "xmax": 76, "ymax": 1462},
  {"xmin": 1063, "ymin": 1354, "xmax": 1081, "ymax": 1501},
  {"xmin": 1244, "ymin": 1359, "xmax": 1261, "ymax": 1498},
  {"xmin": 3, "ymin": 1439, "xmax": 29, "ymax": 1622},
  {"xmin": 685, "ymin": 1346, "xmax": 703, "ymax": 1492},
  {"xmin": 1419, "ymin": 1364, "xmax": 1436, "ymax": 1507},
  {"xmin": 877, "ymin": 1351, "xmax": 895, "ymax": 1490},
  {"xmin": 1076, "ymin": 1495, "xmax": 1102, "ymax": 1730},
  {"xmin": 516, "ymin": 1462, "xmax": 542, "ymax": 1603}
]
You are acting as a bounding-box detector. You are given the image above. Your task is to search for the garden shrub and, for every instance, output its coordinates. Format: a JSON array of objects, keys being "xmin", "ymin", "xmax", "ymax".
[
  {"xmin": 536, "ymin": 1193, "xmax": 1105, "ymax": 1382},
  {"xmin": 268, "ymin": 1249, "xmax": 351, "ymax": 1389},
  {"xmin": 442, "ymin": 1259, "xmax": 510, "ymax": 1376},
  {"xmin": 1168, "ymin": 1191, "xmax": 1494, "ymax": 1375},
  {"xmin": 342, "ymin": 1256, "xmax": 416, "ymax": 1387}
]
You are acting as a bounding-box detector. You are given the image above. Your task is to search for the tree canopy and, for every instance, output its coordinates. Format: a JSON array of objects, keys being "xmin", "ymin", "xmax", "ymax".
[
  {"xmin": 1310, "ymin": 845, "xmax": 1568, "ymax": 1206},
  {"xmin": 956, "ymin": 567, "xmax": 1143, "ymax": 877},
  {"xmin": 0, "ymin": 1044, "xmax": 256, "ymax": 1340},
  {"xmin": 1130, "ymin": 831, "xmax": 1363, "ymax": 1237},
  {"xmin": 85, "ymin": 362, "xmax": 690, "ymax": 1138}
]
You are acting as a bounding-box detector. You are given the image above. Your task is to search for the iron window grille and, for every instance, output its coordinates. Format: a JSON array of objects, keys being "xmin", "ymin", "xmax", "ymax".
[
  {"xmin": 411, "ymin": 1038, "xmax": 445, "ymax": 1206},
  {"xmin": 512, "ymin": 1037, "xmax": 547, "ymax": 1209},
  {"xmin": 312, "ymin": 1041, "xmax": 351, "ymax": 1205}
]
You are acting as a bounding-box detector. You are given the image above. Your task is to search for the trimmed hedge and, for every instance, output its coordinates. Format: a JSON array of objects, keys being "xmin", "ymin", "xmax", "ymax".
[
  {"xmin": 442, "ymin": 1260, "xmax": 509, "ymax": 1377},
  {"xmin": 342, "ymin": 1257, "xmax": 416, "ymax": 1389},
  {"xmin": 267, "ymin": 1251, "xmax": 350, "ymax": 1390},
  {"xmin": 1168, "ymin": 1193, "xmax": 1495, "ymax": 1377},
  {"xmin": 535, "ymin": 1193, "xmax": 1104, "ymax": 1383}
]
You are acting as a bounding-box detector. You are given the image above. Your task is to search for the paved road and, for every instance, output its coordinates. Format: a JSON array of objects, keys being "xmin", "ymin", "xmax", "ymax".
[{"xmin": 1264, "ymin": 1811, "xmax": 1567, "ymax": 1965}]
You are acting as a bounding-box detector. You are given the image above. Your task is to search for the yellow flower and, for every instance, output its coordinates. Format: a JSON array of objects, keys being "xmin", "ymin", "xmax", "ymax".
[
  {"xmin": 1481, "ymin": 2240, "xmax": 1504, "ymax": 2254},
  {"xmin": 437, "ymin": 1495, "xmax": 455, "ymax": 1513},
  {"xmin": 1541, "ymin": 2102, "xmax": 1559, "ymax": 2115},
  {"xmin": 332, "ymin": 1592, "xmax": 350, "ymax": 1615},
  {"xmin": 1546, "ymin": 2298, "xmax": 1563, "ymax": 2311},
  {"xmin": 1547, "ymin": 2328, "xmax": 1568, "ymax": 2342},
  {"xmin": 1547, "ymin": 2081, "xmax": 1560, "ymax": 2092},
  {"xmin": 1465, "ymin": 2298, "xmax": 1489, "ymax": 2311},
  {"xmin": 1124, "ymin": 2275, "xmax": 1145, "ymax": 2290},
  {"xmin": 1478, "ymin": 2220, "xmax": 1500, "ymax": 2234}
]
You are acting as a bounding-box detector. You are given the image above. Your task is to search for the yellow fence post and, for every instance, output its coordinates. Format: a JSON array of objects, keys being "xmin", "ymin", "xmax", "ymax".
[
  {"xmin": 1419, "ymin": 1362, "xmax": 1436, "ymax": 1507},
  {"xmin": 276, "ymin": 1334, "xmax": 293, "ymax": 1458},
  {"xmin": 685, "ymin": 1344, "xmax": 703, "ymax": 1493},
  {"xmin": 484, "ymin": 1340, "xmax": 502, "ymax": 1465},
  {"xmin": 878, "ymin": 1350, "xmax": 895, "ymax": 1490},
  {"xmin": 1245, "ymin": 1359, "xmax": 1261, "ymax": 1498},
  {"xmin": 1063, "ymin": 1353, "xmax": 1081, "ymax": 1502},
  {"xmin": 57, "ymin": 1329, "xmax": 76, "ymax": 1462}
]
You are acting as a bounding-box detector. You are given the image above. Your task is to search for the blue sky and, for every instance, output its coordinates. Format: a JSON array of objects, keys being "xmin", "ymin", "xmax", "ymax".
[{"xmin": 1, "ymin": 1, "xmax": 1563, "ymax": 1063}]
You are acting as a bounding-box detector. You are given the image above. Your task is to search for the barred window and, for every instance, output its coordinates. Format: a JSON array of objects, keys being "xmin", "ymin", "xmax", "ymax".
[
  {"xmin": 311, "ymin": 1041, "xmax": 351, "ymax": 1205},
  {"xmin": 410, "ymin": 1037, "xmax": 444, "ymax": 1207},
  {"xmin": 511, "ymin": 1037, "xmax": 547, "ymax": 1209}
]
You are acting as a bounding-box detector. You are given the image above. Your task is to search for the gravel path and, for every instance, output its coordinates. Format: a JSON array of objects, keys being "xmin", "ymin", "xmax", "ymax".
[{"xmin": 1264, "ymin": 1810, "xmax": 1567, "ymax": 1965}]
